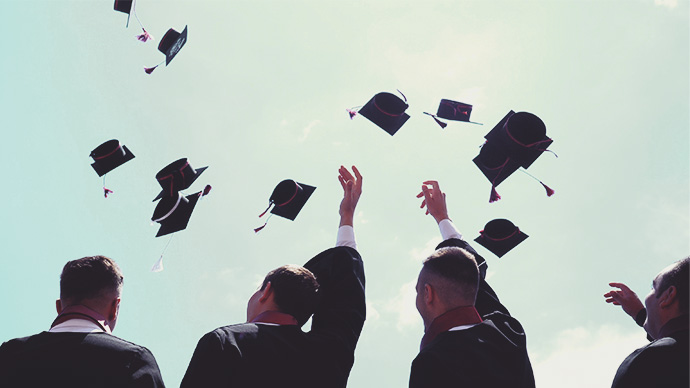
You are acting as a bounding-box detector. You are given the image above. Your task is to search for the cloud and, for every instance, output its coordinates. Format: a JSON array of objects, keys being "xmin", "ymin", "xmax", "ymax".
[
  {"xmin": 532, "ymin": 325, "xmax": 648, "ymax": 388},
  {"xmin": 299, "ymin": 120, "xmax": 321, "ymax": 142},
  {"xmin": 654, "ymin": 0, "xmax": 678, "ymax": 9},
  {"xmin": 409, "ymin": 236, "xmax": 443, "ymax": 263},
  {"xmin": 385, "ymin": 279, "xmax": 422, "ymax": 332}
]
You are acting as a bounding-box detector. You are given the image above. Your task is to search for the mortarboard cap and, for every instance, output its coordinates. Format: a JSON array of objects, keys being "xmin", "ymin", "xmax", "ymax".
[
  {"xmin": 90, "ymin": 139, "xmax": 135, "ymax": 177},
  {"xmin": 472, "ymin": 140, "xmax": 521, "ymax": 188},
  {"xmin": 358, "ymin": 92, "xmax": 410, "ymax": 136},
  {"xmin": 158, "ymin": 26, "xmax": 188, "ymax": 65},
  {"xmin": 485, "ymin": 111, "xmax": 553, "ymax": 169},
  {"xmin": 151, "ymin": 191, "xmax": 200, "ymax": 237},
  {"xmin": 474, "ymin": 219, "xmax": 528, "ymax": 258},
  {"xmin": 114, "ymin": 0, "xmax": 132, "ymax": 27},
  {"xmin": 154, "ymin": 158, "xmax": 208, "ymax": 201},
  {"xmin": 268, "ymin": 180, "xmax": 316, "ymax": 221}
]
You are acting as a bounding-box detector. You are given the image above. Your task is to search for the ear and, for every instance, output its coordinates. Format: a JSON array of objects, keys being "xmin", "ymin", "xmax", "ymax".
[
  {"xmin": 259, "ymin": 282, "xmax": 273, "ymax": 303},
  {"xmin": 107, "ymin": 297, "xmax": 121, "ymax": 322},
  {"xmin": 659, "ymin": 286, "xmax": 677, "ymax": 308},
  {"xmin": 423, "ymin": 283, "xmax": 434, "ymax": 305},
  {"xmin": 55, "ymin": 299, "xmax": 62, "ymax": 315}
]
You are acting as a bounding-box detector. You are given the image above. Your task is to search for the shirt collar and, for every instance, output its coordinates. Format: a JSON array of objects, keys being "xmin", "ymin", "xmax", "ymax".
[
  {"xmin": 50, "ymin": 305, "xmax": 112, "ymax": 334},
  {"xmin": 250, "ymin": 311, "xmax": 299, "ymax": 326}
]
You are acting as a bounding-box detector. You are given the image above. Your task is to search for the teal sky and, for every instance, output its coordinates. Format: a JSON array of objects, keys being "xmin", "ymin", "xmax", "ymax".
[{"xmin": 1, "ymin": 0, "xmax": 688, "ymax": 387}]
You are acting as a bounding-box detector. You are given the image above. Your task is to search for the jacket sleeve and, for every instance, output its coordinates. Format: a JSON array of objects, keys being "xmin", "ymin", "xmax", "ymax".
[
  {"xmin": 128, "ymin": 347, "xmax": 166, "ymax": 388},
  {"xmin": 304, "ymin": 246, "xmax": 366, "ymax": 354},
  {"xmin": 180, "ymin": 331, "xmax": 237, "ymax": 388},
  {"xmin": 436, "ymin": 238, "xmax": 510, "ymax": 318}
]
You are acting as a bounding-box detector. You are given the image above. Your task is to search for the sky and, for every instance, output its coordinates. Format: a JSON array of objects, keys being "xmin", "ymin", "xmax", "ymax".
[{"xmin": 1, "ymin": 0, "xmax": 688, "ymax": 387}]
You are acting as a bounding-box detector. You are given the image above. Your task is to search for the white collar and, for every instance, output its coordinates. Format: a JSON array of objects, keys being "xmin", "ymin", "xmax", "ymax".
[{"xmin": 49, "ymin": 318, "xmax": 109, "ymax": 334}]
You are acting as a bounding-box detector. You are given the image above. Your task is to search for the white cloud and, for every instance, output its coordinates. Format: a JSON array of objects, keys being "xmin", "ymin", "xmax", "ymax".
[
  {"xmin": 409, "ymin": 236, "xmax": 443, "ymax": 263},
  {"xmin": 654, "ymin": 0, "xmax": 678, "ymax": 9},
  {"xmin": 385, "ymin": 279, "xmax": 422, "ymax": 332},
  {"xmin": 299, "ymin": 120, "xmax": 321, "ymax": 142},
  {"xmin": 532, "ymin": 325, "xmax": 649, "ymax": 388}
]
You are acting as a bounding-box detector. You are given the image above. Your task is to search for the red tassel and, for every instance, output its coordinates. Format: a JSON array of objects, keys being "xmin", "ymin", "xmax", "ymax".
[
  {"xmin": 136, "ymin": 29, "xmax": 152, "ymax": 42},
  {"xmin": 541, "ymin": 182, "xmax": 555, "ymax": 197},
  {"xmin": 433, "ymin": 116, "xmax": 447, "ymax": 129},
  {"xmin": 489, "ymin": 186, "xmax": 501, "ymax": 203},
  {"xmin": 144, "ymin": 65, "xmax": 158, "ymax": 74},
  {"xmin": 202, "ymin": 184, "xmax": 212, "ymax": 196},
  {"xmin": 103, "ymin": 187, "xmax": 113, "ymax": 198},
  {"xmin": 254, "ymin": 223, "xmax": 267, "ymax": 233},
  {"xmin": 347, "ymin": 109, "xmax": 357, "ymax": 119}
]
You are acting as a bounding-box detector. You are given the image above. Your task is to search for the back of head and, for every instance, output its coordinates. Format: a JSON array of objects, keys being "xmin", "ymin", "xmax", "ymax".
[
  {"xmin": 422, "ymin": 247, "xmax": 480, "ymax": 307},
  {"xmin": 60, "ymin": 256, "xmax": 124, "ymax": 305},
  {"xmin": 657, "ymin": 256, "xmax": 689, "ymax": 314},
  {"xmin": 261, "ymin": 265, "xmax": 319, "ymax": 326}
]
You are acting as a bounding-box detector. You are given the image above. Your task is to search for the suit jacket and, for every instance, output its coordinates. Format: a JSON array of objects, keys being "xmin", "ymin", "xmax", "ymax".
[
  {"xmin": 611, "ymin": 315, "xmax": 689, "ymax": 388},
  {"xmin": 409, "ymin": 238, "xmax": 535, "ymax": 388},
  {"xmin": 0, "ymin": 331, "xmax": 165, "ymax": 387},
  {"xmin": 180, "ymin": 246, "xmax": 365, "ymax": 388}
]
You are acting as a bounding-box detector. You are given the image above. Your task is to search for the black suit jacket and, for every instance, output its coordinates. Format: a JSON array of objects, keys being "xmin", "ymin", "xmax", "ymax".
[
  {"xmin": 409, "ymin": 238, "xmax": 535, "ymax": 388},
  {"xmin": 180, "ymin": 246, "xmax": 365, "ymax": 388},
  {"xmin": 611, "ymin": 315, "xmax": 689, "ymax": 388},
  {"xmin": 0, "ymin": 331, "xmax": 165, "ymax": 387}
]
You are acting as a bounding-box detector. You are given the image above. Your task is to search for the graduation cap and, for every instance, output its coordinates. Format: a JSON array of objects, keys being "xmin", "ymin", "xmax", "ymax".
[
  {"xmin": 356, "ymin": 91, "xmax": 410, "ymax": 136},
  {"xmin": 424, "ymin": 99, "xmax": 482, "ymax": 128},
  {"xmin": 90, "ymin": 139, "xmax": 135, "ymax": 177},
  {"xmin": 153, "ymin": 158, "xmax": 207, "ymax": 201},
  {"xmin": 145, "ymin": 26, "xmax": 188, "ymax": 74},
  {"xmin": 114, "ymin": 0, "xmax": 132, "ymax": 26},
  {"xmin": 473, "ymin": 140, "xmax": 522, "ymax": 202},
  {"xmin": 255, "ymin": 180, "xmax": 316, "ymax": 232},
  {"xmin": 485, "ymin": 111, "xmax": 553, "ymax": 169},
  {"xmin": 151, "ymin": 189, "xmax": 209, "ymax": 237},
  {"xmin": 474, "ymin": 219, "xmax": 528, "ymax": 258}
]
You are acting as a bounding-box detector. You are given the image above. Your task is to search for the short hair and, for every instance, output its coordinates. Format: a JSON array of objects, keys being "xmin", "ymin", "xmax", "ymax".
[
  {"xmin": 422, "ymin": 247, "xmax": 480, "ymax": 305},
  {"xmin": 261, "ymin": 265, "xmax": 319, "ymax": 326},
  {"xmin": 656, "ymin": 256, "xmax": 689, "ymax": 313},
  {"xmin": 60, "ymin": 256, "xmax": 124, "ymax": 302}
]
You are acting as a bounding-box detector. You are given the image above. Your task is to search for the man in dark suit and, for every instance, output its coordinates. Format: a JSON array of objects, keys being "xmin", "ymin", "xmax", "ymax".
[
  {"xmin": 0, "ymin": 255, "xmax": 165, "ymax": 387},
  {"xmin": 409, "ymin": 180, "xmax": 535, "ymax": 388},
  {"xmin": 180, "ymin": 166, "xmax": 365, "ymax": 388},
  {"xmin": 609, "ymin": 257, "xmax": 689, "ymax": 388}
]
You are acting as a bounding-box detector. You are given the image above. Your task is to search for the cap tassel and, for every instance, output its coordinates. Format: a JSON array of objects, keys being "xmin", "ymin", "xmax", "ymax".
[
  {"xmin": 202, "ymin": 184, "xmax": 212, "ymax": 197},
  {"xmin": 423, "ymin": 112, "xmax": 447, "ymax": 128},
  {"xmin": 254, "ymin": 223, "xmax": 268, "ymax": 233},
  {"xmin": 103, "ymin": 187, "xmax": 113, "ymax": 198},
  {"xmin": 136, "ymin": 28, "xmax": 152, "ymax": 42},
  {"xmin": 396, "ymin": 89, "xmax": 407, "ymax": 102},
  {"xmin": 258, "ymin": 202, "xmax": 273, "ymax": 218},
  {"xmin": 346, "ymin": 109, "xmax": 357, "ymax": 119},
  {"xmin": 541, "ymin": 182, "xmax": 555, "ymax": 197},
  {"xmin": 489, "ymin": 186, "xmax": 501, "ymax": 203},
  {"xmin": 144, "ymin": 65, "xmax": 159, "ymax": 74}
]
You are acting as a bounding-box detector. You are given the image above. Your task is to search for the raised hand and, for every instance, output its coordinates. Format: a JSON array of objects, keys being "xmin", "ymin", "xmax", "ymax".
[
  {"xmin": 338, "ymin": 166, "xmax": 362, "ymax": 227},
  {"xmin": 417, "ymin": 180, "xmax": 450, "ymax": 224},
  {"xmin": 604, "ymin": 282, "xmax": 645, "ymax": 318}
]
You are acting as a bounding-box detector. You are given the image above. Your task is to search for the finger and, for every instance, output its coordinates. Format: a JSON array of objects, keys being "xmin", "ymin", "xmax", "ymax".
[
  {"xmin": 416, "ymin": 192, "xmax": 424, "ymax": 198},
  {"xmin": 603, "ymin": 292, "xmax": 613, "ymax": 297},
  {"xmin": 420, "ymin": 199, "xmax": 426, "ymax": 209},
  {"xmin": 339, "ymin": 165, "xmax": 354, "ymax": 182},
  {"xmin": 429, "ymin": 181, "xmax": 442, "ymax": 195},
  {"xmin": 608, "ymin": 282, "xmax": 628, "ymax": 291},
  {"xmin": 421, "ymin": 186, "xmax": 432, "ymax": 202},
  {"xmin": 352, "ymin": 165, "xmax": 362, "ymax": 181},
  {"xmin": 425, "ymin": 210, "xmax": 429, "ymax": 215},
  {"xmin": 338, "ymin": 175, "xmax": 347, "ymax": 190},
  {"xmin": 605, "ymin": 298, "xmax": 614, "ymax": 303}
]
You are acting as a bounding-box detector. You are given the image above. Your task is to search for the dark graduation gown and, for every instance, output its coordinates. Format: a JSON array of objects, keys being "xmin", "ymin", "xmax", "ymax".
[
  {"xmin": 0, "ymin": 331, "xmax": 165, "ymax": 387},
  {"xmin": 180, "ymin": 246, "xmax": 365, "ymax": 388},
  {"xmin": 409, "ymin": 238, "xmax": 535, "ymax": 388},
  {"xmin": 611, "ymin": 315, "xmax": 689, "ymax": 388}
]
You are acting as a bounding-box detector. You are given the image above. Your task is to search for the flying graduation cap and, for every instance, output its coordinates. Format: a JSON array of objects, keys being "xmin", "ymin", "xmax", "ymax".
[
  {"xmin": 153, "ymin": 158, "xmax": 208, "ymax": 201},
  {"xmin": 255, "ymin": 180, "xmax": 316, "ymax": 232},
  {"xmin": 350, "ymin": 91, "xmax": 410, "ymax": 136},
  {"xmin": 476, "ymin": 111, "xmax": 556, "ymax": 202},
  {"xmin": 424, "ymin": 99, "xmax": 482, "ymax": 128},
  {"xmin": 151, "ymin": 188, "xmax": 210, "ymax": 237},
  {"xmin": 90, "ymin": 139, "xmax": 135, "ymax": 198},
  {"xmin": 474, "ymin": 219, "xmax": 528, "ymax": 258},
  {"xmin": 145, "ymin": 26, "xmax": 188, "ymax": 74}
]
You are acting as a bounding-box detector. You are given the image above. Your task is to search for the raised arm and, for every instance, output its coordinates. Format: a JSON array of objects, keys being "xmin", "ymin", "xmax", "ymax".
[
  {"xmin": 604, "ymin": 282, "xmax": 646, "ymax": 327},
  {"xmin": 418, "ymin": 180, "xmax": 509, "ymax": 317}
]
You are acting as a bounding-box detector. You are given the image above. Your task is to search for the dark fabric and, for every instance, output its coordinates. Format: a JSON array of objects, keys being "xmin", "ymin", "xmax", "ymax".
[
  {"xmin": 0, "ymin": 331, "xmax": 165, "ymax": 388},
  {"xmin": 410, "ymin": 238, "xmax": 535, "ymax": 388},
  {"xmin": 180, "ymin": 246, "xmax": 365, "ymax": 388},
  {"xmin": 612, "ymin": 315, "xmax": 689, "ymax": 388},
  {"xmin": 634, "ymin": 308, "xmax": 647, "ymax": 328}
]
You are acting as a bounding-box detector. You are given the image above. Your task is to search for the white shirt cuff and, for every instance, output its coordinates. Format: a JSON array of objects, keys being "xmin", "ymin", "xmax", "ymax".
[
  {"xmin": 336, "ymin": 225, "xmax": 357, "ymax": 250},
  {"xmin": 438, "ymin": 219, "xmax": 463, "ymax": 241}
]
